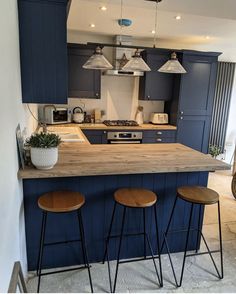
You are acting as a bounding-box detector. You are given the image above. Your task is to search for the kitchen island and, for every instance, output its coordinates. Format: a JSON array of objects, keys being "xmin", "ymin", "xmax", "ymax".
[{"xmin": 19, "ymin": 140, "xmax": 229, "ymax": 270}]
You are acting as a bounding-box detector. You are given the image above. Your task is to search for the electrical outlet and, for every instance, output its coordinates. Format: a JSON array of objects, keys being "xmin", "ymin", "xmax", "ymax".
[{"xmin": 226, "ymin": 142, "xmax": 233, "ymax": 147}]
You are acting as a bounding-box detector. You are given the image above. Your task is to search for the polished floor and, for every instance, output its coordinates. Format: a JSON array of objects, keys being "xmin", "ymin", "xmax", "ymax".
[{"xmin": 27, "ymin": 170, "xmax": 236, "ymax": 293}]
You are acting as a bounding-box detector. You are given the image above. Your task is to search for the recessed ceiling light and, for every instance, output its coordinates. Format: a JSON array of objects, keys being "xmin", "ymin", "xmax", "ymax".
[
  {"xmin": 175, "ymin": 15, "xmax": 181, "ymax": 20},
  {"xmin": 100, "ymin": 6, "xmax": 107, "ymax": 11},
  {"xmin": 151, "ymin": 30, "xmax": 156, "ymax": 34},
  {"xmin": 90, "ymin": 24, "xmax": 95, "ymax": 28},
  {"xmin": 205, "ymin": 36, "xmax": 210, "ymax": 40}
]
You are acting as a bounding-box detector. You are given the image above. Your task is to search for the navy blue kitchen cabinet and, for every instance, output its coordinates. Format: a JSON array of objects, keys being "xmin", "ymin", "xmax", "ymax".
[
  {"xmin": 82, "ymin": 129, "xmax": 107, "ymax": 144},
  {"xmin": 165, "ymin": 51, "xmax": 220, "ymax": 153},
  {"xmin": 142, "ymin": 130, "xmax": 176, "ymax": 143},
  {"xmin": 18, "ymin": 0, "xmax": 68, "ymax": 104},
  {"xmin": 139, "ymin": 50, "xmax": 174, "ymax": 101},
  {"xmin": 68, "ymin": 44, "xmax": 101, "ymax": 99}
]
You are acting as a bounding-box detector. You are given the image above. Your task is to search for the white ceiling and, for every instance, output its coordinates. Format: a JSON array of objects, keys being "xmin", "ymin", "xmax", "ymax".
[{"xmin": 67, "ymin": 0, "xmax": 236, "ymax": 61}]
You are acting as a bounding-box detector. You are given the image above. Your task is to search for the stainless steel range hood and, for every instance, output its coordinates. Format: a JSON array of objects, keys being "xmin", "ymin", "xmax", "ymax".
[{"xmin": 103, "ymin": 36, "xmax": 144, "ymax": 77}]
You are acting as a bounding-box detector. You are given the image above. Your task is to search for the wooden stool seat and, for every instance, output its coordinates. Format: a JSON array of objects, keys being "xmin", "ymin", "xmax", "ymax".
[
  {"xmin": 38, "ymin": 190, "xmax": 85, "ymax": 213},
  {"xmin": 114, "ymin": 188, "xmax": 157, "ymax": 208},
  {"xmin": 177, "ymin": 186, "xmax": 219, "ymax": 205}
]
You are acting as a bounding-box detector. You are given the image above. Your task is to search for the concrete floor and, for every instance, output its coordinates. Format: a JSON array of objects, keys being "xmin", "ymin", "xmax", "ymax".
[{"xmin": 27, "ymin": 170, "xmax": 236, "ymax": 293}]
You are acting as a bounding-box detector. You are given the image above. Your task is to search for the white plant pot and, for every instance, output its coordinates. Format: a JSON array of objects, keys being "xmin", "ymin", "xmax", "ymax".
[{"xmin": 30, "ymin": 147, "xmax": 58, "ymax": 170}]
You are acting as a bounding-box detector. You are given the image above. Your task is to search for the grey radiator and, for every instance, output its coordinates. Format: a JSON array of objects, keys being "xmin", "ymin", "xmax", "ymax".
[{"xmin": 210, "ymin": 62, "xmax": 235, "ymax": 152}]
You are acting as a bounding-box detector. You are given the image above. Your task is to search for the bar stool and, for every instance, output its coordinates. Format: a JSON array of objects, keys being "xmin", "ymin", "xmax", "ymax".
[
  {"xmin": 36, "ymin": 190, "xmax": 93, "ymax": 293},
  {"xmin": 162, "ymin": 186, "xmax": 223, "ymax": 287},
  {"xmin": 103, "ymin": 188, "xmax": 163, "ymax": 293}
]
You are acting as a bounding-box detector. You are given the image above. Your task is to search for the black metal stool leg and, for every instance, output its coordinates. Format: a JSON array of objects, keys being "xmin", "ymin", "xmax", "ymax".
[
  {"xmin": 161, "ymin": 196, "xmax": 178, "ymax": 253},
  {"xmin": 195, "ymin": 204, "xmax": 202, "ymax": 253},
  {"xmin": 78, "ymin": 210, "xmax": 94, "ymax": 293},
  {"xmin": 103, "ymin": 202, "xmax": 117, "ymax": 264},
  {"xmin": 37, "ymin": 211, "xmax": 47, "ymax": 293},
  {"xmin": 154, "ymin": 204, "xmax": 163, "ymax": 287},
  {"xmin": 143, "ymin": 208, "xmax": 146, "ymax": 259},
  {"xmin": 178, "ymin": 203, "xmax": 194, "ymax": 287},
  {"xmin": 218, "ymin": 201, "xmax": 223, "ymax": 279},
  {"xmin": 113, "ymin": 206, "xmax": 127, "ymax": 293}
]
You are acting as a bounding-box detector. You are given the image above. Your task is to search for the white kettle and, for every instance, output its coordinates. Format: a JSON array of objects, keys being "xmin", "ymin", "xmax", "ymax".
[{"xmin": 73, "ymin": 107, "xmax": 84, "ymax": 123}]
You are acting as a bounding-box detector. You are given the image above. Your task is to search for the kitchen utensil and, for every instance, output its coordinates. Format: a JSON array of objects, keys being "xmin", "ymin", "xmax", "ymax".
[
  {"xmin": 73, "ymin": 107, "xmax": 84, "ymax": 123},
  {"xmin": 135, "ymin": 106, "xmax": 144, "ymax": 125}
]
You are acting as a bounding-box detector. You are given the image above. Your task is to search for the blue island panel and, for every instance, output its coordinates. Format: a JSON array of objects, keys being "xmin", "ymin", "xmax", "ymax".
[{"xmin": 23, "ymin": 172, "xmax": 208, "ymax": 270}]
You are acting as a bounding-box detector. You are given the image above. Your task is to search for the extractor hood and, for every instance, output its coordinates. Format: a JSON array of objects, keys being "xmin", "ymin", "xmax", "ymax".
[{"xmin": 103, "ymin": 36, "xmax": 144, "ymax": 77}]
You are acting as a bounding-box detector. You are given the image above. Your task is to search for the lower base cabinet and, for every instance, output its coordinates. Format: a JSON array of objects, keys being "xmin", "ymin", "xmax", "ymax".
[
  {"xmin": 82, "ymin": 129, "xmax": 107, "ymax": 144},
  {"xmin": 82, "ymin": 129, "xmax": 177, "ymax": 144},
  {"xmin": 142, "ymin": 130, "xmax": 176, "ymax": 144}
]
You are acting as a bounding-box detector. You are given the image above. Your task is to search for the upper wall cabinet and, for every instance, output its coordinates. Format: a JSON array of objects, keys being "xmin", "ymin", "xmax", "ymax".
[
  {"xmin": 139, "ymin": 50, "xmax": 174, "ymax": 101},
  {"xmin": 178, "ymin": 53, "xmax": 218, "ymax": 116},
  {"xmin": 68, "ymin": 44, "xmax": 101, "ymax": 99},
  {"xmin": 18, "ymin": 0, "xmax": 68, "ymax": 104}
]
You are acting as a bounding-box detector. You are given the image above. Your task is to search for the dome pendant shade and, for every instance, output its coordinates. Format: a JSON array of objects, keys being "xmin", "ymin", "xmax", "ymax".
[
  {"xmin": 158, "ymin": 52, "xmax": 187, "ymax": 74},
  {"xmin": 122, "ymin": 50, "xmax": 151, "ymax": 72},
  {"xmin": 83, "ymin": 47, "xmax": 113, "ymax": 70}
]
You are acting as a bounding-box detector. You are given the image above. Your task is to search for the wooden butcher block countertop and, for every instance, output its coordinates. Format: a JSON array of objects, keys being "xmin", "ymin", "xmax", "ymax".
[{"xmin": 18, "ymin": 143, "xmax": 230, "ymax": 179}]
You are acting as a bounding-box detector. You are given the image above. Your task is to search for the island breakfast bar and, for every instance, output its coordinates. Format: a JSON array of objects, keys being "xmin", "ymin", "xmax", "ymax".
[{"xmin": 19, "ymin": 143, "xmax": 229, "ymax": 270}]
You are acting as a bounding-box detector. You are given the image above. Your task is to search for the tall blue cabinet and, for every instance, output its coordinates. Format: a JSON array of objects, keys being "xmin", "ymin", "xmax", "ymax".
[
  {"xmin": 18, "ymin": 0, "xmax": 68, "ymax": 104},
  {"xmin": 165, "ymin": 51, "xmax": 221, "ymax": 153}
]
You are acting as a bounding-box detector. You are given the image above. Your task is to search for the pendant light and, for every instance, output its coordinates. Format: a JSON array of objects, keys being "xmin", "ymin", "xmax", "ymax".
[
  {"xmin": 82, "ymin": 47, "xmax": 113, "ymax": 70},
  {"xmin": 120, "ymin": 0, "xmax": 151, "ymax": 72},
  {"xmin": 151, "ymin": 0, "xmax": 187, "ymax": 74},
  {"xmin": 122, "ymin": 49, "xmax": 151, "ymax": 71},
  {"xmin": 158, "ymin": 52, "xmax": 187, "ymax": 73}
]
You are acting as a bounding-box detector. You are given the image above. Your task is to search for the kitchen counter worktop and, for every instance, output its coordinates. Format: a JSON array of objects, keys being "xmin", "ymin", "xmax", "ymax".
[
  {"xmin": 64, "ymin": 123, "xmax": 177, "ymax": 130},
  {"xmin": 18, "ymin": 143, "xmax": 229, "ymax": 179}
]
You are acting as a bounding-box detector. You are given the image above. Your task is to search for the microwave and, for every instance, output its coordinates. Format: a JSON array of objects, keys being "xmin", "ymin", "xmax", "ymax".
[{"xmin": 38, "ymin": 106, "xmax": 72, "ymax": 124}]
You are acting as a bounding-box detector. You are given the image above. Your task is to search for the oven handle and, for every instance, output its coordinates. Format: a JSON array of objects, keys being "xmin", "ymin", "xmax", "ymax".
[{"xmin": 109, "ymin": 140, "xmax": 141, "ymax": 144}]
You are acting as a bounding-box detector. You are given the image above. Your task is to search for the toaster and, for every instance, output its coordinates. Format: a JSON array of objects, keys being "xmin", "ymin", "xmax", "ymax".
[{"xmin": 150, "ymin": 113, "xmax": 168, "ymax": 124}]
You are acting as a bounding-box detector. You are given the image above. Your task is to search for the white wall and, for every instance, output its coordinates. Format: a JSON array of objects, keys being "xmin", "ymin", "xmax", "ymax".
[
  {"xmin": 224, "ymin": 74, "xmax": 236, "ymax": 164},
  {"xmin": 0, "ymin": 0, "xmax": 37, "ymax": 291}
]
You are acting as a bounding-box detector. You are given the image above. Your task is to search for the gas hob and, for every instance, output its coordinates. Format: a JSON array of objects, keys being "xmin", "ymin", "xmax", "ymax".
[{"xmin": 103, "ymin": 120, "xmax": 139, "ymax": 127}]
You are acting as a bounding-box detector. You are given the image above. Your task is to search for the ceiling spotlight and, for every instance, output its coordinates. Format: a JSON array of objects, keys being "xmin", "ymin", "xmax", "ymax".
[
  {"xmin": 90, "ymin": 23, "xmax": 95, "ymax": 28},
  {"xmin": 151, "ymin": 30, "xmax": 156, "ymax": 34},
  {"xmin": 175, "ymin": 15, "xmax": 181, "ymax": 20},
  {"xmin": 205, "ymin": 36, "xmax": 210, "ymax": 40},
  {"xmin": 100, "ymin": 6, "xmax": 107, "ymax": 11}
]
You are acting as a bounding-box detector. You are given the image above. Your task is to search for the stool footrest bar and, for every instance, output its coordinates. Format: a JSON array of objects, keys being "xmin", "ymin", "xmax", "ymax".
[
  {"xmin": 44, "ymin": 239, "xmax": 81, "ymax": 246},
  {"xmin": 38, "ymin": 265, "xmax": 90, "ymax": 277}
]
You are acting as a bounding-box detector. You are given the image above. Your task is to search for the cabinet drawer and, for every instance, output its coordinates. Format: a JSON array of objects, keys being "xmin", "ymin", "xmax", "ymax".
[
  {"xmin": 142, "ymin": 137, "xmax": 176, "ymax": 143},
  {"xmin": 143, "ymin": 130, "xmax": 176, "ymax": 138}
]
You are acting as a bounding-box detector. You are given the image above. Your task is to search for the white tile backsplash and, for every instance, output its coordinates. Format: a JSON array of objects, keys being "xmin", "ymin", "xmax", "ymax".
[{"xmin": 68, "ymin": 75, "xmax": 164, "ymax": 122}]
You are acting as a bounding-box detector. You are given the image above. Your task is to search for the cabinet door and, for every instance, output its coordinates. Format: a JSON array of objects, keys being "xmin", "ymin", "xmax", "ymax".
[
  {"xmin": 139, "ymin": 52, "xmax": 174, "ymax": 101},
  {"xmin": 68, "ymin": 44, "xmax": 101, "ymax": 99},
  {"xmin": 18, "ymin": 0, "xmax": 68, "ymax": 104},
  {"xmin": 179, "ymin": 54, "xmax": 218, "ymax": 116},
  {"xmin": 177, "ymin": 116, "xmax": 211, "ymax": 153},
  {"xmin": 82, "ymin": 130, "xmax": 107, "ymax": 144}
]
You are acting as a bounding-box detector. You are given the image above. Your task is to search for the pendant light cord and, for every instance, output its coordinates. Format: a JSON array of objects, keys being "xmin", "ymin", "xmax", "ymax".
[
  {"xmin": 153, "ymin": 0, "xmax": 158, "ymax": 48},
  {"xmin": 119, "ymin": 0, "xmax": 124, "ymax": 45}
]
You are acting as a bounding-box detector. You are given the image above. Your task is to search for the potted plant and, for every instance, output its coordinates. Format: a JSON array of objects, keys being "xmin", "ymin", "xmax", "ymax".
[
  {"xmin": 26, "ymin": 132, "xmax": 61, "ymax": 170},
  {"xmin": 209, "ymin": 144, "xmax": 222, "ymax": 158}
]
